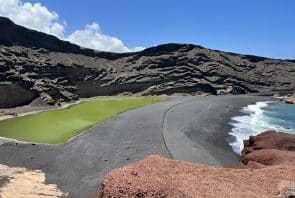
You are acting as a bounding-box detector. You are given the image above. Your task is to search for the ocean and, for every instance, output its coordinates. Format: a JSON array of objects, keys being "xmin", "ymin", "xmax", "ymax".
[{"xmin": 228, "ymin": 101, "xmax": 295, "ymax": 154}]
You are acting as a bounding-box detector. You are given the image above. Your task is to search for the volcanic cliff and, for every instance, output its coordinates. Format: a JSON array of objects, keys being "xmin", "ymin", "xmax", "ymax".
[{"xmin": 1, "ymin": 16, "xmax": 295, "ymax": 108}]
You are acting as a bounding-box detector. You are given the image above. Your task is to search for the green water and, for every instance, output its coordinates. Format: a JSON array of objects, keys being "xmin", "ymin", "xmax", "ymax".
[{"xmin": 0, "ymin": 97, "xmax": 165, "ymax": 144}]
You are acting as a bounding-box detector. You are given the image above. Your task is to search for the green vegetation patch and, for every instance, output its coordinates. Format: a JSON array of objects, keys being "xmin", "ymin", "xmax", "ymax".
[{"xmin": 0, "ymin": 97, "xmax": 165, "ymax": 144}]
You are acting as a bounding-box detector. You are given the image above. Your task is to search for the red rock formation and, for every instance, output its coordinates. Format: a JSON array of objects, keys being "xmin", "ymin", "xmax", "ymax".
[
  {"xmin": 99, "ymin": 131, "xmax": 295, "ymax": 197},
  {"xmin": 99, "ymin": 155, "xmax": 295, "ymax": 197},
  {"xmin": 243, "ymin": 131, "xmax": 295, "ymax": 152},
  {"xmin": 234, "ymin": 131, "xmax": 295, "ymax": 168}
]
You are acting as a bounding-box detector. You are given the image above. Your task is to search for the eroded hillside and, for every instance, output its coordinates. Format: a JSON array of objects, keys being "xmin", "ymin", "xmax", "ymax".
[{"xmin": 0, "ymin": 17, "xmax": 294, "ymax": 107}]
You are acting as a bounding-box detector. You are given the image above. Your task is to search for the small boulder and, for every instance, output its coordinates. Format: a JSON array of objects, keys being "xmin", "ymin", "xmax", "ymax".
[
  {"xmin": 277, "ymin": 180, "xmax": 295, "ymax": 198},
  {"xmin": 285, "ymin": 93, "xmax": 295, "ymax": 104}
]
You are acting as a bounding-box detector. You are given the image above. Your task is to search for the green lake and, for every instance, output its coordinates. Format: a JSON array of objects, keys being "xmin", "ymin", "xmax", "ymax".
[{"xmin": 0, "ymin": 97, "xmax": 165, "ymax": 144}]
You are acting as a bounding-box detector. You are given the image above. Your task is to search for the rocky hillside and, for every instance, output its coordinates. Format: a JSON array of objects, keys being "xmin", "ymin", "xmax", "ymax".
[{"xmin": 0, "ymin": 16, "xmax": 294, "ymax": 108}]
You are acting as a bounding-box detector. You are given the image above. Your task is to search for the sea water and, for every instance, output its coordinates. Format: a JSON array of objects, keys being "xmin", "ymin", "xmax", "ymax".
[{"xmin": 228, "ymin": 101, "xmax": 295, "ymax": 154}]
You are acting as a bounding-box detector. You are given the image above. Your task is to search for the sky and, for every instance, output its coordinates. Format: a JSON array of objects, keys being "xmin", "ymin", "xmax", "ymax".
[{"xmin": 0, "ymin": 0, "xmax": 294, "ymax": 59}]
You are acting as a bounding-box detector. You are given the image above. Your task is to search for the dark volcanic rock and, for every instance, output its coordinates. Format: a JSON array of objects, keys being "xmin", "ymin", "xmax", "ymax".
[
  {"xmin": 1, "ymin": 16, "xmax": 295, "ymax": 107},
  {"xmin": 0, "ymin": 17, "xmax": 81, "ymax": 54},
  {"xmin": 0, "ymin": 83, "xmax": 38, "ymax": 108}
]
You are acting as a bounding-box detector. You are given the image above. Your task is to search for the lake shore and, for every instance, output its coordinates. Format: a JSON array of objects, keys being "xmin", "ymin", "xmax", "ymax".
[
  {"xmin": 0, "ymin": 96, "xmax": 165, "ymax": 144},
  {"xmin": 0, "ymin": 95, "xmax": 154, "ymax": 121},
  {"xmin": 0, "ymin": 95, "xmax": 271, "ymax": 196}
]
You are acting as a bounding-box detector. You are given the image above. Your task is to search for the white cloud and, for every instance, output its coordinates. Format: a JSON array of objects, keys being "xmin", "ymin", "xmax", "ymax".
[
  {"xmin": 0, "ymin": 0, "xmax": 64, "ymax": 37},
  {"xmin": 0, "ymin": 0, "xmax": 144, "ymax": 52},
  {"xmin": 67, "ymin": 23, "xmax": 129, "ymax": 53}
]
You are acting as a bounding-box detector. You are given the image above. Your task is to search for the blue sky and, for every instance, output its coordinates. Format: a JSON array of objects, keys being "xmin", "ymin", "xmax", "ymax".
[{"xmin": 1, "ymin": 0, "xmax": 294, "ymax": 58}]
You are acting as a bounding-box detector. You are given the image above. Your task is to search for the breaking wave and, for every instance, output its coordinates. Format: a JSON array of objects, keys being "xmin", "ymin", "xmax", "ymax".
[{"xmin": 228, "ymin": 101, "xmax": 295, "ymax": 154}]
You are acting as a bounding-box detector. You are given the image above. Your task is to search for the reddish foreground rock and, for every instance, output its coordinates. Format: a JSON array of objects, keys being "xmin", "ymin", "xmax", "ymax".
[
  {"xmin": 243, "ymin": 131, "xmax": 295, "ymax": 152},
  {"xmin": 99, "ymin": 131, "xmax": 295, "ymax": 197},
  {"xmin": 233, "ymin": 131, "xmax": 295, "ymax": 169}
]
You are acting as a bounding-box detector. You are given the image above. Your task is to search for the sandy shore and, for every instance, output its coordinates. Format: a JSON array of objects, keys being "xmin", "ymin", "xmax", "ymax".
[
  {"xmin": 0, "ymin": 164, "xmax": 67, "ymax": 197},
  {"xmin": 162, "ymin": 95, "xmax": 272, "ymax": 166},
  {"xmin": 0, "ymin": 95, "xmax": 269, "ymax": 197}
]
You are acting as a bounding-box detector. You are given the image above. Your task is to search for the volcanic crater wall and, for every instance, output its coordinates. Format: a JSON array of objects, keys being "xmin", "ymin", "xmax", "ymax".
[{"xmin": 0, "ymin": 17, "xmax": 295, "ymax": 108}]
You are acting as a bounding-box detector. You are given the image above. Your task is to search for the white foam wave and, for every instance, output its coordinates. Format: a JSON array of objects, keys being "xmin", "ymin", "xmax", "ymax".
[{"xmin": 228, "ymin": 101, "xmax": 294, "ymax": 154}]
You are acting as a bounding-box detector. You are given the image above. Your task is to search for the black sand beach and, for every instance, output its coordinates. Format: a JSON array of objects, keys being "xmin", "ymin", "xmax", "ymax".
[{"xmin": 0, "ymin": 95, "xmax": 268, "ymax": 197}]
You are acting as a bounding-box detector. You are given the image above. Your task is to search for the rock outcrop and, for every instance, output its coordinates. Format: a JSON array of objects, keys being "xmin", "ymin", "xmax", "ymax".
[
  {"xmin": 243, "ymin": 131, "xmax": 295, "ymax": 152},
  {"xmin": 99, "ymin": 132, "xmax": 295, "ymax": 197},
  {"xmin": 233, "ymin": 131, "xmax": 295, "ymax": 168},
  {"xmin": 285, "ymin": 93, "xmax": 295, "ymax": 104},
  {"xmin": 1, "ymin": 16, "xmax": 295, "ymax": 107}
]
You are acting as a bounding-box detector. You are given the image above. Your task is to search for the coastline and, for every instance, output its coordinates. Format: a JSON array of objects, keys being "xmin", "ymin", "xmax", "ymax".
[
  {"xmin": 228, "ymin": 99, "xmax": 295, "ymax": 154},
  {"xmin": 0, "ymin": 95, "xmax": 272, "ymax": 196},
  {"xmin": 162, "ymin": 95, "xmax": 271, "ymax": 166}
]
